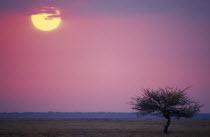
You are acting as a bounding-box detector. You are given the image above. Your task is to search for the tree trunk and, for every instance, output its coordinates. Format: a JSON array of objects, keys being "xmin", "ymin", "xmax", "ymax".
[{"xmin": 164, "ymin": 116, "xmax": 171, "ymax": 134}]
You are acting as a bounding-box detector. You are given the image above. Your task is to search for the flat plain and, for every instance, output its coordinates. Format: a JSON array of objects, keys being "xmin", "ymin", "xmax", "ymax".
[{"xmin": 0, "ymin": 118, "xmax": 210, "ymax": 137}]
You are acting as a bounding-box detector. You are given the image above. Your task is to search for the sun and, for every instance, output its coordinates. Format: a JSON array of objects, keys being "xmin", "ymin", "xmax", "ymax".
[{"xmin": 31, "ymin": 7, "xmax": 61, "ymax": 31}]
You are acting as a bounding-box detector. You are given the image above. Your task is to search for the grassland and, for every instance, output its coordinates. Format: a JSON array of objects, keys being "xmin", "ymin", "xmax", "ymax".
[{"xmin": 0, "ymin": 118, "xmax": 209, "ymax": 137}]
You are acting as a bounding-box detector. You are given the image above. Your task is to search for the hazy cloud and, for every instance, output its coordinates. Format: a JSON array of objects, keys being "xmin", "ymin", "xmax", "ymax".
[{"xmin": 0, "ymin": 0, "xmax": 210, "ymax": 17}]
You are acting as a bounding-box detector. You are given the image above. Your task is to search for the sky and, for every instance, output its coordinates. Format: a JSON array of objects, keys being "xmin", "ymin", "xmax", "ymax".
[{"xmin": 0, "ymin": 0, "xmax": 210, "ymax": 112}]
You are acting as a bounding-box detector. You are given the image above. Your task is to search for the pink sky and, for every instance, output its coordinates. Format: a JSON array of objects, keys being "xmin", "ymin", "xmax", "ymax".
[{"xmin": 0, "ymin": 0, "xmax": 210, "ymax": 112}]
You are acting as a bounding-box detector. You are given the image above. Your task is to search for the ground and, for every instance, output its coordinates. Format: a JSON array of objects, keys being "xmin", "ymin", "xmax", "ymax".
[{"xmin": 0, "ymin": 118, "xmax": 209, "ymax": 137}]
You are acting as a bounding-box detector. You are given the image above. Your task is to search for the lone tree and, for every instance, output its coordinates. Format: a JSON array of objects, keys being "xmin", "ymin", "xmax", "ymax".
[{"xmin": 130, "ymin": 86, "xmax": 202, "ymax": 134}]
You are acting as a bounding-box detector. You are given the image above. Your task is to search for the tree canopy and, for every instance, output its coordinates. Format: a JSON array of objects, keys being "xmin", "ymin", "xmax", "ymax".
[{"xmin": 130, "ymin": 86, "xmax": 203, "ymax": 133}]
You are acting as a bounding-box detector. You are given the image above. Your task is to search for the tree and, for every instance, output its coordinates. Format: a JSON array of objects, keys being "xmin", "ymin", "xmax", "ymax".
[{"xmin": 130, "ymin": 86, "xmax": 203, "ymax": 134}]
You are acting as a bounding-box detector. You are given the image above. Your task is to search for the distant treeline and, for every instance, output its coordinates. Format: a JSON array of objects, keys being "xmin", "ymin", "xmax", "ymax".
[{"xmin": 0, "ymin": 112, "xmax": 209, "ymax": 119}]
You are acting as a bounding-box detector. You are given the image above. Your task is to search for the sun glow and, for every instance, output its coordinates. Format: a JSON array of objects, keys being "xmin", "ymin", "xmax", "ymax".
[{"xmin": 31, "ymin": 7, "xmax": 61, "ymax": 31}]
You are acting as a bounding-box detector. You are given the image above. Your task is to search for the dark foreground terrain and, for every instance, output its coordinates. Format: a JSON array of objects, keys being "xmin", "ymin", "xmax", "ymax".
[{"xmin": 0, "ymin": 118, "xmax": 210, "ymax": 137}]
